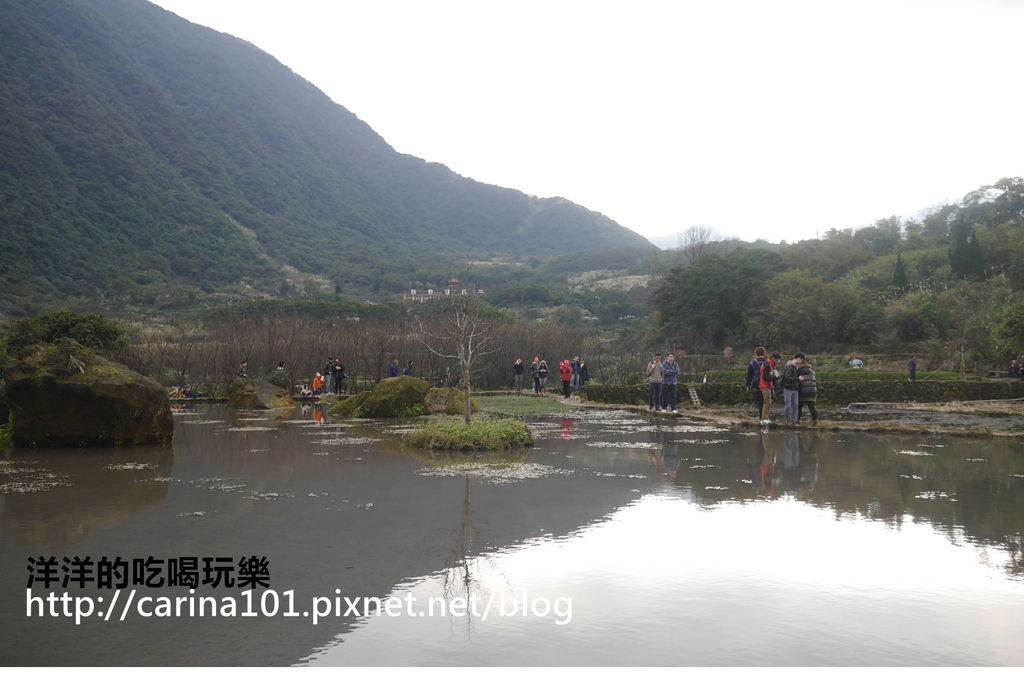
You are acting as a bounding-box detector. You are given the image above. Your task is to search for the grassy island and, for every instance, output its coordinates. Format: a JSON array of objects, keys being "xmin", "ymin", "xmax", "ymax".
[{"xmin": 404, "ymin": 417, "xmax": 534, "ymax": 451}]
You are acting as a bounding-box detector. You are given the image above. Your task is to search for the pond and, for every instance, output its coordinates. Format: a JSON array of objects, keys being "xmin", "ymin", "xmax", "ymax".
[{"xmin": 1, "ymin": 403, "xmax": 1022, "ymax": 666}]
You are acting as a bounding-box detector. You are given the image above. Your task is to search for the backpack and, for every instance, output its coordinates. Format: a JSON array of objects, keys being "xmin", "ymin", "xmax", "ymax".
[{"xmin": 750, "ymin": 359, "xmax": 771, "ymax": 388}]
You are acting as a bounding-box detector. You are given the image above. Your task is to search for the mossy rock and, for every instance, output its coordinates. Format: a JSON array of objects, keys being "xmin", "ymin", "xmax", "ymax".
[
  {"xmin": 228, "ymin": 376, "xmax": 296, "ymax": 409},
  {"xmin": 329, "ymin": 375, "xmax": 431, "ymax": 418},
  {"xmin": 424, "ymin": 387, "xmax": 478, "ymax": 415},
  {"xmin": 4, "ymin": 339, "xmax": 173, "ymax": 447}
]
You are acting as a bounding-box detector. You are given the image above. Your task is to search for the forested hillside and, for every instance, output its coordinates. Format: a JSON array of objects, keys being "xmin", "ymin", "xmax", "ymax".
[
  {"xmin": 0, "ymin": 0, "xmax": 650, "ymax": 316},
  {"xmin": 650, "ymin": 178, "xmax": 1024, "ymax": 365}
]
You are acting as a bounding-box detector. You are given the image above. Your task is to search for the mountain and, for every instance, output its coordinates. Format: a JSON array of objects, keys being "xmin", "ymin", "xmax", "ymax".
[{"xmin": 0, "ymin": 0, "xmax": 652, "ymax": 315}]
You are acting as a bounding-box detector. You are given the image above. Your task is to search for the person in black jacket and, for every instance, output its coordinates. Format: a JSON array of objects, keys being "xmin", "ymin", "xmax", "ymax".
[
  {"xmin": 797, "ymin": 362, "xmax": 818, "ymax": 426},
  {"xmin": 781, "ymin": 353, "xmax": 804, "ymax": 426},
  {"xmin": 333, "ymin": 359, "xmax": 347, "ymax": 394}
]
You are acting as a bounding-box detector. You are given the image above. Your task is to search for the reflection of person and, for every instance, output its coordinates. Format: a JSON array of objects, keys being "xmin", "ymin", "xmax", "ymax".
[
  {"xmin": 661, "ymin": 435, "xmax": 680, "ymax": 479},
  {"xmin": 796, "ymin": 432, "xmax": 819, "ymax": 500},
  {"xmin": 757, "ymin": 431, "xmax": 777, "ymax": 498},
  {"xmin": 781, "ymin": 431, "xmax": 802, "ymax": 492},
  {"xmin": 560, "ymin": 416, "xmax": 573, "ymax": 440}
]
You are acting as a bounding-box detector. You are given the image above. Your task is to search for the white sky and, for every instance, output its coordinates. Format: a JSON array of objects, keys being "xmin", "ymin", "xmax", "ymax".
[{"xmin": 149, "ymin": 0, "xmax": 1024, "ymax": 246}]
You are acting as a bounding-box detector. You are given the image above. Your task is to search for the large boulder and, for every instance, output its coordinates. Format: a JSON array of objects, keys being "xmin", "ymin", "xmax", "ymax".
[
  {"xmin": 228, "ymin": 376, "xmax": 296, "ymax": 409},
  {"xmin": 329, "ymin": 376, "xmax": 431, "ymax": 418},
  {"xmin": 5, "ymin": 339, "xmax": 173, "ymax": 447}
]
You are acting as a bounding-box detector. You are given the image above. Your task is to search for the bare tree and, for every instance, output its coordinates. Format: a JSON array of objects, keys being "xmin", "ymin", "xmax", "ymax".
[
  {"xmin": 679, "ymin": 224, "xmax": 714, "ymax": 265},
  {"xmin": 417, "ymin": 295, "xmax": 496, "ymax": 424}
]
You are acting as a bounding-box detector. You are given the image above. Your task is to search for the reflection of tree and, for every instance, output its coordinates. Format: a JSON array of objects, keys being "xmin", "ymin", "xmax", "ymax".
[
  {"xmin": 444, "ymin": 476, "xmax": 479, "ymax": 595},
  {"xmin": 441, "ymin": 474, "xmax": 484, "ymax": 636}
]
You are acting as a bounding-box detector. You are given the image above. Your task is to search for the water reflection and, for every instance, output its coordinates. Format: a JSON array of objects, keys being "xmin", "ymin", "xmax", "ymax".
[
  {"xmin": 1, "ymin": 406, "xmax": 1022, "ymax": 666},
  {"xmin": 0, "ymin": 446, "xmax": 173, "ymax": 550}
]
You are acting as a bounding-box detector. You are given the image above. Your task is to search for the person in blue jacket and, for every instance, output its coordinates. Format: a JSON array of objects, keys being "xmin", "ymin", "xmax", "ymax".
[{"xmin": 661, "ymin": 353, "xmax": 681, "ymax": 413}]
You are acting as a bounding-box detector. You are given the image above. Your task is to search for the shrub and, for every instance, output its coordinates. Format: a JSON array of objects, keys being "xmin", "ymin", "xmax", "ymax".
[{"xmin": 5, "ymin": 312, "xmax": 124, "ymax": 358}]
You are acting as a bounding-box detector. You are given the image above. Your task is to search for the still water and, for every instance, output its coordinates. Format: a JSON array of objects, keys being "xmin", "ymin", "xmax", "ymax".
[{"xmin": 1, "ymin": 403, "xmax": 1022, "ymax": 666}]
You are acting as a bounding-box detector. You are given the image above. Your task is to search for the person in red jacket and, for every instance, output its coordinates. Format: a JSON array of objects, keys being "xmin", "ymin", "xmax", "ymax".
[{"xmin": 559, "ymin": 359, "xmax": 573, "ymax": 398}]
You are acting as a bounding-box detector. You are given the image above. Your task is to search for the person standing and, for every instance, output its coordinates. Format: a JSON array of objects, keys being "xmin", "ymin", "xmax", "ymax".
[
  {"xmin": 570, "ymin": 356, "xmax": 581, "ymax": 388},
  {"xmin": 797, "ymin": 361, "xmax": 818, "ymax": 427},
  {"xmin": 908, "ymin": 356, "xmax": 917, "ymax": 381},
  {"xmin": 388, "ymin": 360, "xmax": 399, "ymax": 378},
  {"xmin": 323, "ymin": 358, "xmax": 334, "ymax": 393},
  {"xmin": 746, "ymin": 347, "xmax": 769, "ymax": 419},
  {"xmin": 646, "ymin": 353, "xmax": 663, "ymax": 411},
  {"xmin": 579, "ymin": 359, "xmax": 590, "ymax": 386},
  {"xmin": 537, "ymin": 360, "xmax": 549, "ymax": 395},
  {"xmin": 782, "ymin": 353, "xmax": 804, "ymax": 426},
  {"xmin": 403, "ymin": 360, "xmax": 414, "ymax": 376},
  {"xmin": 559, "ymin": 359, "xmax": 572, "ymax": 398},
  {"xmin": 661, "ymin": 353, "xmax": 681, "ymax": 414},
  {"xmin": 513, "ymin": 358, "xmax": 524, "ymax": 393},
  {"xmin": 755, "ymin": 351, "xmax": 777, "ymax": 425},
  {"xmin": 333, "ymin": 358, "xmax": 346, "ymax": 394}
]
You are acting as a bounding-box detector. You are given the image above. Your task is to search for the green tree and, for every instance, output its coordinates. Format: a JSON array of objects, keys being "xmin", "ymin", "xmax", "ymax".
[
  {"xmin": 892, "ymin": 251, "xmax": 908, "ymax": 289},
  {"xmin": 650, "ymin": 249, "xmax": 783, "ymax": 348},
  {"xmin": 949, "ymin": 219, "xmax": 986, "ymax": 280},
  {"xmin": 995, "ymin": 299, "xmax": 1024, "ymax": 356}
]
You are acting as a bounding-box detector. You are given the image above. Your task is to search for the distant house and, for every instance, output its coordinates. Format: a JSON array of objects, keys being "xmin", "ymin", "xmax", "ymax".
[{"xmin": 403, "ymin": 278, "xmax": 484, "ymax": 303}]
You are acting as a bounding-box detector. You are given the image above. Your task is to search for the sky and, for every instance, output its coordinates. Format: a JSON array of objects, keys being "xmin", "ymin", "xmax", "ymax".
[{"xmin": 149, "ymin": 0, "xmax": 1024, "ymax": 246}]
